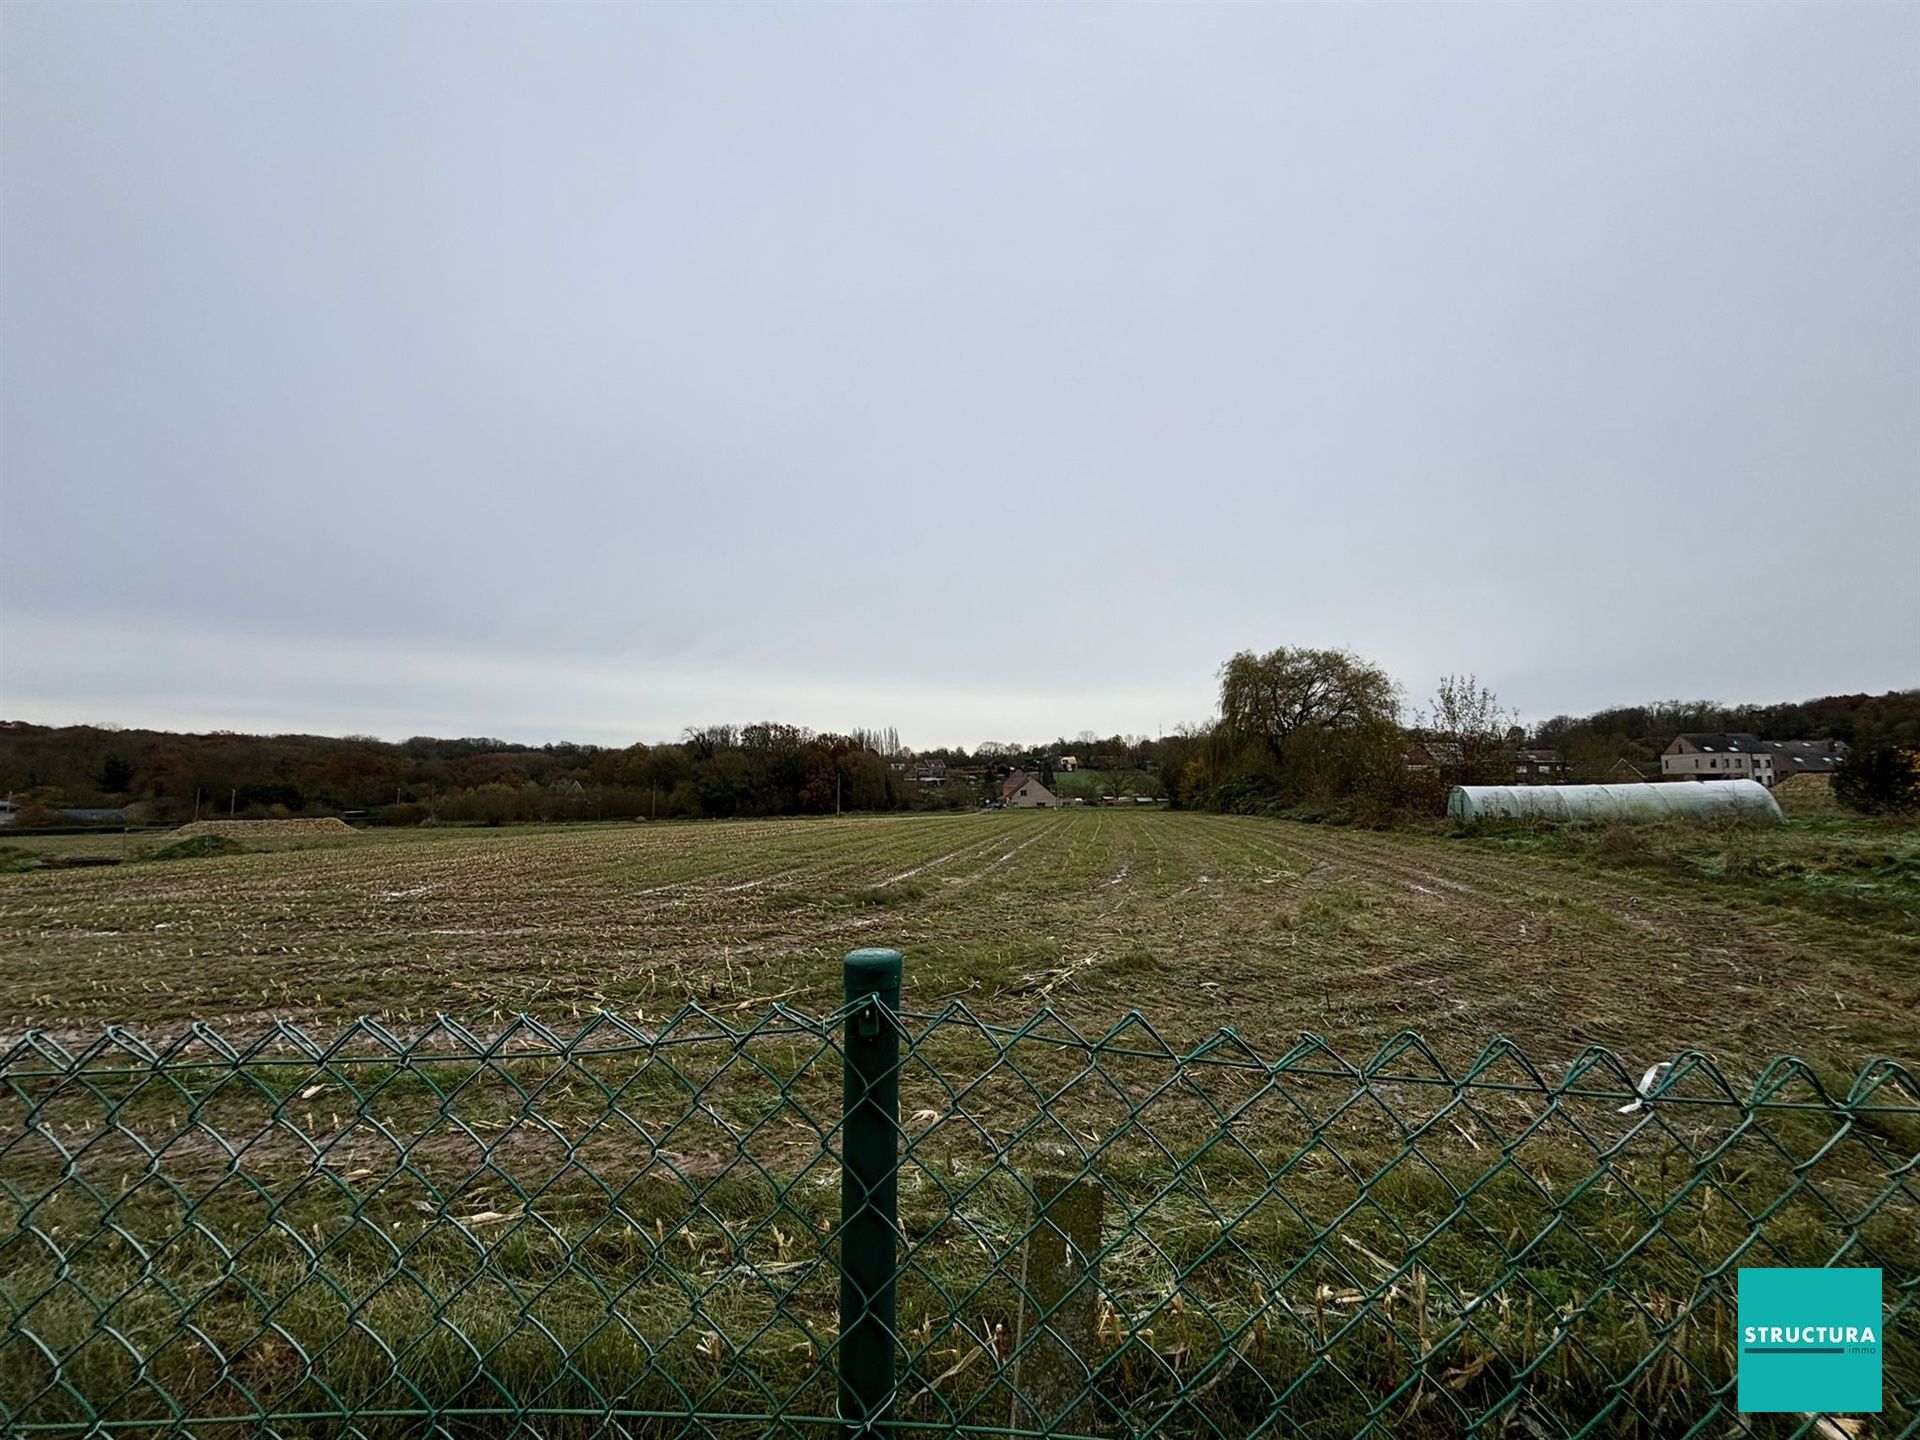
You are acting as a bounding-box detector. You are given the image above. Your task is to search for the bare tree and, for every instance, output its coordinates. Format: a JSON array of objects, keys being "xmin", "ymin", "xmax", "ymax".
[{"xmin": 1420, "ymin": 674, "xmax": 1515, "ymax": 784}]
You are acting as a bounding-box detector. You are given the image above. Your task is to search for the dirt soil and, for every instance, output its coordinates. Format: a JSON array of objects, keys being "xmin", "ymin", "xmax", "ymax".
[{"xmin": 1, "ymin": 811, "xmax": 1912, "ymax": 1081}]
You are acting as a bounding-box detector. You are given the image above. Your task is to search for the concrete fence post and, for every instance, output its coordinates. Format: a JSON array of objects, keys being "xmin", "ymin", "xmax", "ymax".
[{"xmin": 1010, "ymin": 1171, "xmax": 1105, "ymax": 1436}]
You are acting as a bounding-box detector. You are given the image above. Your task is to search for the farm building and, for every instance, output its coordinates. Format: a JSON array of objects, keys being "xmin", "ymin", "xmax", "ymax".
[
  {"xmin": 1660, "ymin": 734, "xmax": 1846, "ymax": 787},
  {"xmin": 1762, "ymin": 739, "xmax": 1849, "ymax": 778},
  {"xmin": 1403, "ymin": 741, "xmax": 1462, "ymax": 772},
  {"xmin": 1404, "ymin": 744, "xmax": 1564, "ymax": 779},
  {"xmin": 1448, "ymin": 779, "xmax": 1783, "ymax": 824},
  {"xmin": 1000, "ymin": 770, "xmax": 1060, "ymax": 808}
]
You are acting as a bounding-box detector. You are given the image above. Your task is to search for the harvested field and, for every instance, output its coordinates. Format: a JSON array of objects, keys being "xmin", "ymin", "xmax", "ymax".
[
  {"xmin": 2, "ymin": 810, "xmax": 1915, "ymax": 1436},
  {"xmin": 1, "ymin": 810, "xmax": 1913, "ymax": 1079},
  {"xmin": 167, "ymin": 817, "xmax": 360, "ymax": 840}
]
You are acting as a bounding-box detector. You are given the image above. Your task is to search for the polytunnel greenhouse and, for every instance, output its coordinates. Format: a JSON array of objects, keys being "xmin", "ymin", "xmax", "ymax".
[{"xmin": 1446, "ymin": 778, "xmax": 1784, "ymax": 824}]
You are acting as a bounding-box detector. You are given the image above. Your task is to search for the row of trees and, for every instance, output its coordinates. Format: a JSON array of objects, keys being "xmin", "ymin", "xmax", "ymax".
[
  {"xmin": 0, "ymin": 717, "xmax": 1191, "ymax": 819},
  {"xmin": 0, "ymin": 722, "xmax": 975, "ymax": 824},
  {"xmin": 1533, "ymin": 692, "xmax": 1920, "ymax": 777},
  {"xmin": 6, "ymin": 677, "xmax": 1911, "ymax": 827}
]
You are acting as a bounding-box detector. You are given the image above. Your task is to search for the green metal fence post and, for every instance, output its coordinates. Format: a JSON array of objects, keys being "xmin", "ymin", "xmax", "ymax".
[{"xmin": 839, "ymin": 947, "xmax": 903, "ymax": 1437}]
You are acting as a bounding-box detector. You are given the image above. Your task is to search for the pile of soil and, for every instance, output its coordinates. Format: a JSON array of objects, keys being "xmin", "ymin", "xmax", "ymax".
[
  {"xmin": 166, "ymin": 818, "xmax": 359, "ymax": 840},
  {"xmin": 1771, "ymin": 773, "xmax": 1844, "ymax": 819}
]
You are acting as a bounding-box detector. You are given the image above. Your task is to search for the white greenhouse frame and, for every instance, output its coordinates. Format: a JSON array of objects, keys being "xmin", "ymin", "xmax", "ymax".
[{"xmin": 1447, "ymin": 778, "xmax": 1783, "ymax": 824}]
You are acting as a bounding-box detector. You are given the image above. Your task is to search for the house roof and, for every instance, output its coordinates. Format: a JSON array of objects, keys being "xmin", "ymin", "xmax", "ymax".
[
  {"xmin": 1764, "ymin": 739, "xmax": 1846, "ymax": 773},
  {"xmin": 1000, "ymin": 769, "xmax": 1028, "ymax": 798},
  {"xmin": 1669, "ymin": 734, "xmax": 1846, "ymax": 769},
  {"xmin": 1674, "ymin": 732, "xmax": 1765, "ymax": 754}
]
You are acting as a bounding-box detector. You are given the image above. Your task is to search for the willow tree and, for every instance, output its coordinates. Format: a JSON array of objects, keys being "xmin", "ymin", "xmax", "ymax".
[
  {"xmin": 1210, "ymin": 648, "xmax": 1403, "ymax": 812},
  {"xmin": 1217, "ymin": 647, "xmax": 1399, "ymax": 761}
]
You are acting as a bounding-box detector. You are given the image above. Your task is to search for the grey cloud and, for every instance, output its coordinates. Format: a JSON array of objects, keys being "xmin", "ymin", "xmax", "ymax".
[{"xmin": 3, "ymin": 2, "xmax": 1914, "ymax": 744}]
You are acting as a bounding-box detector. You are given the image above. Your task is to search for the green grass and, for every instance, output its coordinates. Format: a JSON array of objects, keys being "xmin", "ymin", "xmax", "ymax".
[
  {"xmin": 2, "ymin": 811, "xmax": 1915, "ymax": 1435},
  {"xmin": 0, "ymin": 833, "xmax": 148, "ymax": 869},
  {"xmin": 142, "ymin": 833, "xmax": 250, "ymax": 863},
  {"xmin": 1046, "ymin": 768, "xmax": 1161, "ymax": 801},
  {"xmin": 1462, "ymin": 815, "xmax": 1920, "ymax": 931},
  {"xmin": 4, "ymin": 1007, "xmax": 1912, "ymax": 1438}
]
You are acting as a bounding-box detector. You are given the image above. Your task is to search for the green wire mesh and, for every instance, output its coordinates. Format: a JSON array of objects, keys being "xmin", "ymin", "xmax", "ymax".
[{"xmin": 1, "ymin": 1003, "xmax": 1914, "ymax": 1438}]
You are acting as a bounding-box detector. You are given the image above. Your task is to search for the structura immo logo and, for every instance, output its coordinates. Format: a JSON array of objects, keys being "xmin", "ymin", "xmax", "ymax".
[{"xmin": 1737, "ymin": 1268, "xmax": 1882, "ymax": 1414}]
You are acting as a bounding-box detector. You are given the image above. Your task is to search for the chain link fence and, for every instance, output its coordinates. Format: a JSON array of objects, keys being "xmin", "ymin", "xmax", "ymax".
[{"xmin": 2, "ymin": 948, "xmax": 1914, "ymax": 1437}]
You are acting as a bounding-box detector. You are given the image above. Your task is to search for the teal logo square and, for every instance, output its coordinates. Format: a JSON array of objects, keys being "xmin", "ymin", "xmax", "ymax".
[{"xmin": 1738, "ymin": 1268, "xmax": 1882, "ymax": 1413}]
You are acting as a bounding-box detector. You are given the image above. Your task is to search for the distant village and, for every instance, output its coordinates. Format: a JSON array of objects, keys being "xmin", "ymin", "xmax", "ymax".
[
  {"xmin": 1403, "ymin": 733, "xmax": 1847, "ymax": 788},
  {"xmin": 890, "ymin": 731, "xmax": 1850, "ymax": 811},
  {"xmin": 0, "ymin": 731, "xmax": 1853, "ymax": 825},
  {"xmin": 896, "ymin": 757, "xmax": 1163, "ymax": 809}
]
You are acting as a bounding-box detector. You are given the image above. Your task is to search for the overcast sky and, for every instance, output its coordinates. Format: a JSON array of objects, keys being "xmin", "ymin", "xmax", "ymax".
[{"xmin": 2, "ymin": 2, "xmax": 1915, "ymax": 749}]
